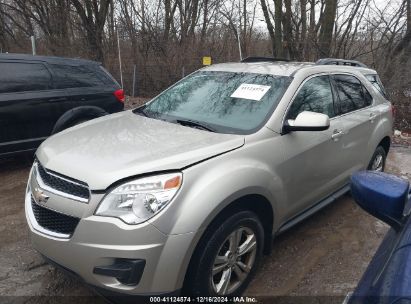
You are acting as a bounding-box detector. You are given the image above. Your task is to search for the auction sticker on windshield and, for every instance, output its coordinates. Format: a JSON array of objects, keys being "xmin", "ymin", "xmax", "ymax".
[{"xmin": 230, "ymin": 83, "xmax": 271, "ymax": 101}]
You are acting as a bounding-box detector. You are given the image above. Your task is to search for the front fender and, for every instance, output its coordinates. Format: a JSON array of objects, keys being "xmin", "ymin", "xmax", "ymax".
[
  {"xmin": 149, "ymin": 156, "xmax": 283, "ymax": 235},
  {"xmin": 147, "ymin": 155, "xmax": 284, "ymax": 291}
]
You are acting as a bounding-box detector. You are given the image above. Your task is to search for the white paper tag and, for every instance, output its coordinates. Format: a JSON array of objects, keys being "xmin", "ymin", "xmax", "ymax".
[{"xmin": 230, "ymin": 83, "xmax": 271, "ymax": 101}]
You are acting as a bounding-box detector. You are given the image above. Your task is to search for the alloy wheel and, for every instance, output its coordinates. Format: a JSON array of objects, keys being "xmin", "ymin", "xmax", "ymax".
[
  {"xmin": 371, "ymin": 153, "xmax": 384, "ymax": 171},
  {"xmin": 211, "ymin": 227, "xmax": 257, "ymax": 295}
]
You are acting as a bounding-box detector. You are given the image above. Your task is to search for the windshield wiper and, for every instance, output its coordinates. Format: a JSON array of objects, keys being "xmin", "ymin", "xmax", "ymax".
[
  {"xmin": 133, "ymin": 106, "xmax": 149, "ymax": 117},
  {"xmin": 175, "ymin": 119, "xmax": 216, "ymax": 132}
]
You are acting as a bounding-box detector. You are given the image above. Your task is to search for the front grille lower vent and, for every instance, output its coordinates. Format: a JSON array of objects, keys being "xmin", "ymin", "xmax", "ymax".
[{"xmin": 31, "ymin": 197, "xmax": 80, "ymax": 236}]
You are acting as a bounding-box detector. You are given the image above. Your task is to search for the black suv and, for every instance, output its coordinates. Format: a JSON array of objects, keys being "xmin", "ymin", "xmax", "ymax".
[{"xmin": 0, "ymin": 54, "xmax": 124, "ymax": 156}]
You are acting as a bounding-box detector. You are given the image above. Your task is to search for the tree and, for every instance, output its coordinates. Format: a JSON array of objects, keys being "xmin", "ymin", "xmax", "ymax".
[
  {"xmin": 274, "ymin": 0, "xmax": 283, "ymax": 57},
  {"xmin": 70, "ymin": 0, "xmax": 111, "ymax": 62},
  {"xmin": 318, "ymin": 0, "xmax": 337, "ymax": 57},
  {"xmin": 393, "ymin": 0, "xmax": 411, "ymax": 56},
  {"xmin": 260, "ymin": 0, "xmax": 275, "ymax": 54}
]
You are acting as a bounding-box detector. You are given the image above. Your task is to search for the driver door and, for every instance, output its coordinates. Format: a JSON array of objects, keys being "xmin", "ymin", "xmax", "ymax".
[{"xmin": 277, "ymin": 75, "xmax": 348, "ymax": 219}]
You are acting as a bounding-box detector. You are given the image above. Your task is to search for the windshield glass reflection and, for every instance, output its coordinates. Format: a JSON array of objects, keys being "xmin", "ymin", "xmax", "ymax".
[{"xmin": 134, "ymin": 71, "xmax": 291, "ymax": 134}]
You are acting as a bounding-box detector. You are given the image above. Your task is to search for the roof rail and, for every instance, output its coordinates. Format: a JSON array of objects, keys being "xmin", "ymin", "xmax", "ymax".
[
  {"xmin": 241, "ymin": 56, "xmax": 290, "ymax": 63},
  {"xmin": 316, "ymin": 58, "xmax": 368, "ymax": 68}
]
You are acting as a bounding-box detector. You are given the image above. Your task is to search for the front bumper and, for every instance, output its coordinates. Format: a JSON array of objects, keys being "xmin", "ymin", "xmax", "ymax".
[
  {"xmin": 43, "ymin": 255, "xmax": 181, "ymax": 303},
  {"xmin": 25, "ymin": 186, "xmax": 196, "ymax": 295}
]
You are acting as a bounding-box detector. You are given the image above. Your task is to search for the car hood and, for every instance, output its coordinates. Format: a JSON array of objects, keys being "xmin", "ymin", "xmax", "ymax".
[{"xmin": 36, "ymin": 111, "xmax": 244, "ymax": 190}]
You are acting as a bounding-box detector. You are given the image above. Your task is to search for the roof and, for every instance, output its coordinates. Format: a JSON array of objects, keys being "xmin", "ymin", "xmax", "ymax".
[
  {"xmin": 203, "ymin": 61, "xmax": 377, "ymax": 77},
  {"xmin": 0, "ymin": 53, "xmax": 100, "ymax": 66}
]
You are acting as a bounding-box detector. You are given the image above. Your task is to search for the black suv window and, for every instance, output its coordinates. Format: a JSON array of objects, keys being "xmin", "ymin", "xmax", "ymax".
[
  {"xmin": 287, "ymin": 75, "xmax": 335, "ymax": 120},
  {"xmin": 50, "ymin": 64, "xmax": 104, "ymax": 89},
  {"xmin": 333, "ymin": 75, "xmax": 372, "ymax": 114},
  {"xmin": 0, "ymin": 62, "xmax": 51, "ymax": 93}
]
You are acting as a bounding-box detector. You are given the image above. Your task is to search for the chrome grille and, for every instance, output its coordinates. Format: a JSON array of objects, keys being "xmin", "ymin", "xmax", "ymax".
[
  {"xmin": 36, "ymin": 162, "xmax": 90, "ymax": 202},
  {"xmin": 31, "ymin": 197, "xmax": 80, "ymax": 236}
]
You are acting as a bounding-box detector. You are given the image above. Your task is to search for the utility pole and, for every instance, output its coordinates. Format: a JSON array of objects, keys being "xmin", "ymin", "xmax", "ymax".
[
  {"xmin": 237, "ymin": 0, "xmax": 243, "ymax": 61},
  {"xmin": 237, "ymin": 25, "xmax": 243, "ymax": 61},
  {"xmin": 116, "ymin": 24, "xmax": 124, "ymax": 89},
  {"xmin": 31, "ymin": 36, "xmax": 36, "ymax": 55},
  {"xmin": 132, "ymin": 65, "xmax": 137, "ymax": 97}
]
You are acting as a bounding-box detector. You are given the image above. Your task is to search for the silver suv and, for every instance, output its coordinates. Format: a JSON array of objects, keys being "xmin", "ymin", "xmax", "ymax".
[{"xmin": 25, "ymin": 58, "xmax": 393, "ymax": 297}]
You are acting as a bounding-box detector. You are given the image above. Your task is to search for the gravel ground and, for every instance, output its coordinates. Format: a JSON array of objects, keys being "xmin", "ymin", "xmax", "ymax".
[{"xmin": 0, "ymin": 133, "xmax": 410, "ymax": 303}]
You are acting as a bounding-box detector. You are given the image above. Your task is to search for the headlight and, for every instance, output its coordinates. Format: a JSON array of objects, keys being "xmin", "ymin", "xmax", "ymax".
[{"xmin": 95, "ymin": 173, "xmax": 182, "ymax": 224}]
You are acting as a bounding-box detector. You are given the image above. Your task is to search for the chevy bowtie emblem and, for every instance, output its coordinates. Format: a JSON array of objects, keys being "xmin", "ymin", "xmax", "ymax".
[{"xmin": 33, "ymin": 187, "xmax": 49, "ymax": 204}]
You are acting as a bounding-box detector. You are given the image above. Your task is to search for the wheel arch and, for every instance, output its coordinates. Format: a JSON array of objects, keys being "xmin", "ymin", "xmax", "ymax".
[
  {"xmin": 378, "ymin": 136, "xmax": 391, "ymax": 155},
  {"xmin": 206, "ymin": 194, "xmax": 274, "ymax": 255},
  {"xmin": 182, "ymin": 193, "xmax": 274, "ymax": 292},
  {"xmin": 52, "ymin": 106, "xmax": 108, "ymax": 134},
  {"xmin": 366, "ymin": 110, "xmax": 392, "ymax": 166}
]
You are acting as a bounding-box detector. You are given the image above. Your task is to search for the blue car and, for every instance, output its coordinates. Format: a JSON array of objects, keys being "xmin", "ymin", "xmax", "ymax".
[{"xmin": 349, "ymin": 171, "xmax": 411, "ymax": 303}]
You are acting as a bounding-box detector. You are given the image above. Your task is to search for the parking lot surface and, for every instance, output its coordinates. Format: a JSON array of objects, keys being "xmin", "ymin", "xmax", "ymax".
[{"xmin": 0, "ymin": 145, "xmax": 410, "ymax": 303}]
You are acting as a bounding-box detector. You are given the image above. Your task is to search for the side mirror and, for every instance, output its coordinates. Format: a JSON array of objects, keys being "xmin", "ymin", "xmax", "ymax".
[
  {"xmin": 283, "ymin": 111, "xmax": 330, "ymax": 133},
  {"xmin": 351, "ymin": 171, "xmax": 410, "ymax": 231}
]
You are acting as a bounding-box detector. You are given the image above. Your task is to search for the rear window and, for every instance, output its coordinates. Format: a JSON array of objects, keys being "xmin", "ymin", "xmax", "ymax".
[
  {"xmin": 50, "ymin": 64, "xmax": 105, "ymax": 89},
  {"xmin": 0, "ymin": 62, "xmax": 51, "ymax": 93},
  {"xmin": 366, "ymin": 74, "xmax": 388, "ymax": 98},
  {"xmin": 98, "ymin": 66, "xmax": 120, "ymax": 86}
]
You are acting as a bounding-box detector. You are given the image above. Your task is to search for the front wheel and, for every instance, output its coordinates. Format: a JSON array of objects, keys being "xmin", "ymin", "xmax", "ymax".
[
  {"xmin": 185, "ymin": 211, "xmax": 264, "ymax": 296},
  {"xmin": 368, "ymin": 146, "xmax": 387, "ymax": 172}
]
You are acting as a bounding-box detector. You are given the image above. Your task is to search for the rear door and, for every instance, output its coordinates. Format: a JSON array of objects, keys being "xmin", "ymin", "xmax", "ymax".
[
  {"xmin": 0, "ymin": 61, "xmax": 68, "ymax": 154},
  {"xmin": 331, "ymin": 74, "xmax": 375, "ymax": 171},
  {"xmin": 278, "ymin": 75, "xmax": 349, "ymax": 218},
  {"xmin": 49, "ymin": 63, "xmax": 123, "ymax": 113}
]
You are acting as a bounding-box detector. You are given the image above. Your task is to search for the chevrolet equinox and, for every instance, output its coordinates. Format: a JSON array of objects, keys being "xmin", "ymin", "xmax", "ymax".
[{"xmin": 25, "ymin": 57, "xmax": 393, "ymax": 297}]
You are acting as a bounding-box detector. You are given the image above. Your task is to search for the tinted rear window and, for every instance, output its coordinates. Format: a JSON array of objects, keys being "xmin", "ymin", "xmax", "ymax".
[
  {"xmin": 98, "ymin": 66, "xmax": 120, "ymax": 86},
  {"xmin": 50, "ymin": 64, "xmax": 105, "ymax": 89},
  {"xmin": 0, "ymin": 62, "xmax": 51, "ymax": 93}
]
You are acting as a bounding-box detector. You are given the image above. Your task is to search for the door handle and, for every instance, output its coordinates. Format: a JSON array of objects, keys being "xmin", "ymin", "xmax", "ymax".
[
  {"xmin": 369, "ymin": 113, "xmax": 377, "ymax": 122},
  {"xmin": 331, "ymin": 129, "xmax": 344, "ymax": 141},
  {"xmin": 48, "ymin": 97, "xmax": 67, "ymax": 102}
]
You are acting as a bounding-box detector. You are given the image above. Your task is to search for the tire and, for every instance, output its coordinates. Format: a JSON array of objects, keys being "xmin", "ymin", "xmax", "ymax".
[
  {"xmin": 367, "ymin": 146, "xmax": 387, "ymax": 172},
  {"xmin": 66, "ymin": 117, "xmax": 90, "ymax": 128},
  {"xmin": 52, "ymin": 117, "xmax": 92, "ymax": 134},
  {"xmin": 185, "ymin": 211, "xmax": 264, "ymax": 296},
  {"xmin": 52, "ymin": 106, "xmax": 108, "ymax": 134}
]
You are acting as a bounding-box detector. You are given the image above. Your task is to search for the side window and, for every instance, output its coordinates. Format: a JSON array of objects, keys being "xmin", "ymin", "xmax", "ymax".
[
  {"xmin": 366, "ymin": 74, "xmax": 388, "ymax": 98},
  {"xmin": 287, "ymin": 75, "xmax": 335, "ymax": 120},
  {"xmin": 333, "ymin": 75, "xmax": 371, "ymax": 114},
  {"xmin": 50, "ymin": 64, "xmax": 103, "ymax": 89},
  {"xmin": 0, "ymin": 62, "xmax": 51, "ymax": 93}
]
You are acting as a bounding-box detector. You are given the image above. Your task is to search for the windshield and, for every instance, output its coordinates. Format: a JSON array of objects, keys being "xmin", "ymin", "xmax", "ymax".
[{"xmin": 134, "ymin": 71, "xmax": 291, "ymax": 134}]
